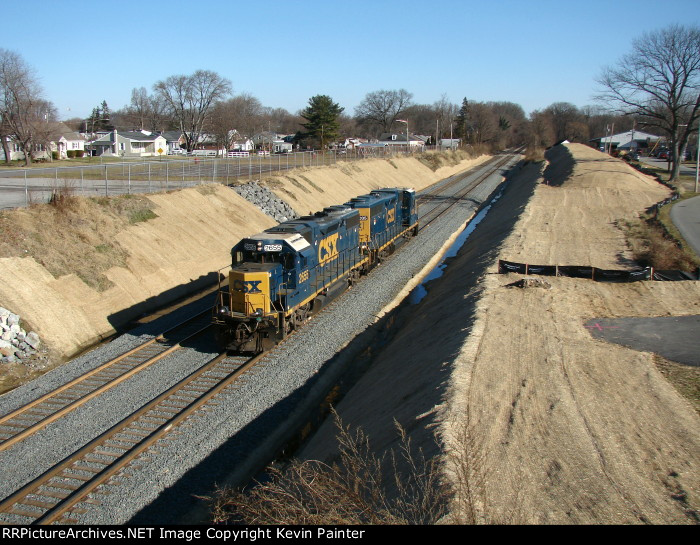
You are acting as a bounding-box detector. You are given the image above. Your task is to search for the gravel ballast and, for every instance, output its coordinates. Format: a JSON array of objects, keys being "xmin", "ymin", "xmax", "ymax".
[{"xmin": 0, "ymin": 155, "xmax": 522, "ymax": 524}]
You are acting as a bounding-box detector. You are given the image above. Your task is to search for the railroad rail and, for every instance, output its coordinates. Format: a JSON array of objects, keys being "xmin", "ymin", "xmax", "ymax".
[
  {"xmin": 0, "ymin": 149, "xmax": 523, "ymax": 524},
  {"xmin": 0, "ymin": 352, "xmax": 260, "ymax": 524},
  {"xmin": 417, "ymin": 149, "xmax": 521, "ymax": 231},
  {"xmin": 0, "ymin": 310, "xmax": 213, "ymax": 453}
]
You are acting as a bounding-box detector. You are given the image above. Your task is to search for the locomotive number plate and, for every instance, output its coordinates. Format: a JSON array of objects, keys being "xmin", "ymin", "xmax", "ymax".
[{"xmin": 263, "ymin": 244, "xmax": 283, "ymax": 252}]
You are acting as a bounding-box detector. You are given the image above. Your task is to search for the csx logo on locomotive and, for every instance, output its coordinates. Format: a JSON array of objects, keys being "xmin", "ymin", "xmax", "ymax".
[
  {"xmin": 319, "ymin": 233, "xmax": 339, "ymax": 264},
  {"xmin": 233, "ymin": 280, "xmax": 263, "ymax": 293}
]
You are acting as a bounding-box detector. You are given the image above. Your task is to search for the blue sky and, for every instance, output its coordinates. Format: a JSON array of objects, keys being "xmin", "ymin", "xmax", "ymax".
[{"xmin": 3, "ymin": 0, "xmax": 699, "ymax": 121}]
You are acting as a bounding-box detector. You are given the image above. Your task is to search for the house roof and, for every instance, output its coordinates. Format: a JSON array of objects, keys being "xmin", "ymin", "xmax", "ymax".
[
  {"xmin": 48, "ymin": 122, "xmax": 85, "ymax": 142},
  {"xmin": 593, "ymin": 130, "xmax": 661, "ymax": 145},
  {"xmin": 91, "ymin": 130, "xmax": 164, "ymax": 144},
  {"xmin": 160, "ymin": 131, "xmax": 183, "ymax": 141},
  {"xmin": 119, "ymin": 131, "xmax": 165, "ymax": 142}
]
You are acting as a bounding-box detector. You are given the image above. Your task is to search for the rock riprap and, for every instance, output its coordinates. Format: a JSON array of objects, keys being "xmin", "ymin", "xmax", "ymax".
[
  {"xmin": 232, "ymin": 181, "xmax": 298, "ymax": 223},
  {"xmin": 0, "ymin": 307, "xmax": 42, "ymax": 364}
]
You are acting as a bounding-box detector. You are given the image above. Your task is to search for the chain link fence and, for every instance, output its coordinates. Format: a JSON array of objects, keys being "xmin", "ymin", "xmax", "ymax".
[{"xmin": 0, "ymin": 147, "xmax": 431, "ymax": 210}]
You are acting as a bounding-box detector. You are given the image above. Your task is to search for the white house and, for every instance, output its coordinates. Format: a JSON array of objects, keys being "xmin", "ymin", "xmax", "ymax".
[
  {"xmin": 0, "ymin": 122, "xmax": 86, "ymax": 160},
  {"xmin": 592, "ymin": 130, "xmax": 662, "ymax": 153},
  {"xmin": 88, "ymin": 130, "xmax": 168, "ymax": 157},
  {"xmin": 439, "ymin": 138, "xmax": 460, "ymax": 150},
  {"xmin": 378, "ymin": 132, "xmax": 426, "ymax": 150},
  {"xmin": 252, "ymin": 131, "xmax": 286, "ymax": 151}
]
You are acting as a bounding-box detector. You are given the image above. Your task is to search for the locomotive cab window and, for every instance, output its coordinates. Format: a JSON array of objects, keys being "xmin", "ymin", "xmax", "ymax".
[{"xmin": 241, "ymin": 251, "xmax": 282, "ymax": 264}]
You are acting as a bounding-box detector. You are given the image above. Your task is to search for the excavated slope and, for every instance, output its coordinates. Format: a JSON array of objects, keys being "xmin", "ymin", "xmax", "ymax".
[
  {"xmin": 300, "ymin": 143, "xmax": 700, "ymax": 524},
  {"xmin": 0, "ymin": 154, "xmax": 487, "ymax": 360}
]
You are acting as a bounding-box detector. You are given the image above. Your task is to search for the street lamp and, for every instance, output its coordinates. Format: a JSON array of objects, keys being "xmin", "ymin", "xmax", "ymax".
[{"xmin": 396, "ymin": 119, "xmax": 408, "ymax": 154}]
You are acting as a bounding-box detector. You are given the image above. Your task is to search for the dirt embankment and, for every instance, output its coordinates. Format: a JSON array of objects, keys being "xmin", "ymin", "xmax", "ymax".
[
  {"xmin": 0, "ymin": 153, "xmax": 488, "ymax": 364},
  {"xmin": 300, "ymin": 143, "xmax": 700, "ymax": 524}
]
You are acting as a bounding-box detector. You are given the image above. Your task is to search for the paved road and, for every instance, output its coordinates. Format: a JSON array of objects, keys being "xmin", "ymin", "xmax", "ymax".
[
  {"xmin": 640, "ymin": 155, "xmax": 698, "ymax": 177},
  {"xmin": 637, "ymin": 156, "xmax": 700, "ymax": 258},
  {"xmin": 671, "ymin": 195, "xmax": 700, "ymax": 258},
  {"xmin": 585, "ymin": 315, "xmax": 700, "ymax": 367}
]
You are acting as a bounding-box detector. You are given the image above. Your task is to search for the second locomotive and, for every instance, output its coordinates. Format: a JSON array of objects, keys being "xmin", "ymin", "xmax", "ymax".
[{"xmin": 212, "ymin": 187, "xmax": 418, "ymax": 353}]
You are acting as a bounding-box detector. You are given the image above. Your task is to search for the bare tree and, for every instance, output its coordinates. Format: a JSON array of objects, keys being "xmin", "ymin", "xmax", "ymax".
[
  {"xmin": 354, "ymin": 89, "xmax": 413, "ymax": 137},
  {"xmin": 115, "ymin": 87, "xmax": 172, "ymax": 132},
  {"xmin": 208, "ymin": 94, "xmax": 265, "ymax": 153},
  {"xmin": 543, "ymin": 102, "xmax": 583, "ymax": 143},
  {"xmin": 154, "ymin": 70, "xmax": 232, "ymax": 152},
  {"xmin": 0, "ymin": 48, "xmax": 56, "ymax": 166},
  {"xmin": 128, "ymin": 87, "xmax": 150, "ymax": 130},
  {"xmin": 433, "ymin": 94, "xmax": 458, "ymax": 140},
  {"xmin": 597, "ymin": 24, "xmax": 700, "ymax": 180},
  {"xmin": 469, "ymin": 102, "xmax": 498, "ymax": 147},
  {"xmin": 227, "ymin": 93, "xmax": 264, "ymax": 137},
  {"xmin": 261, "ymin": 106, "xmax": 303, "ymax": 135},
  {"xmin": 527, "ymin": 109, "xmax": 556, "ymax": 149},
  {"xmin": 32, "ymin": 100, "xmax": 59, "ymax": 162}
]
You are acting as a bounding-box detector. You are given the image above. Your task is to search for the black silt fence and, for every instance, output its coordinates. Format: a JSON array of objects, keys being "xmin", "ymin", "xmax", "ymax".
[{"xmin": 498, "ymin": 260, "xmax": 659, "ymax": 282}]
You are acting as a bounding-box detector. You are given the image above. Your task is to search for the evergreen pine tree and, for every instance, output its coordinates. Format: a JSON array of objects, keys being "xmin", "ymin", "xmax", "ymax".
[
  {"xmin": 300, "ymin": 95, "xmax": 344, "ymax": 149},
  {"xmin": 454, "ymin": 97, "xmax": 470, "ymax": 143}
]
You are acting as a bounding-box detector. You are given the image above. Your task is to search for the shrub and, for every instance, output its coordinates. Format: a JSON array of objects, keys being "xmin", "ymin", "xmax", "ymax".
[
  {"xmin": 206, "ymin": 412, "xmax": 450, "ymax": 525},
  {"xmin": 48, "ymin": 180, "xmax": 78, "ymax": 211}
]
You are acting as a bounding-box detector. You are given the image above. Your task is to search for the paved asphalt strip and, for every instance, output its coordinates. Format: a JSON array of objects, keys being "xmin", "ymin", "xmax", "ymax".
[{"xmin": 585, "ymin": 315, "xmax": 700, "ymax": 367}]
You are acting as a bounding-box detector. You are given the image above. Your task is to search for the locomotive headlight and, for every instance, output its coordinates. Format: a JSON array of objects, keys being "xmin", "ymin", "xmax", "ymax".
[{"xmin": 218, "ymin": 305, "xmax": 230, "ymax": 315}]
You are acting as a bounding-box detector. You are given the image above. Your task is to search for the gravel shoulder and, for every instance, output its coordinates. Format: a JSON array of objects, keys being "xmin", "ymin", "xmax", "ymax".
[{"xmin": 300, "ymin": 143, "xmax": 700, "ymax": 524}]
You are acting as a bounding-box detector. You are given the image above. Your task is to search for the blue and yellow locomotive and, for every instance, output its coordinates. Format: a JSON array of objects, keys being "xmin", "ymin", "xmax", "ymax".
[{"xmin": 212, "ymin": 187, "xmax": 418, "ymax": 352}]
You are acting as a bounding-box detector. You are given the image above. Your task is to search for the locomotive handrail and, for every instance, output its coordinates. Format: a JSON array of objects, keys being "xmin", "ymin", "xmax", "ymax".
[{"xmin": 213, "ymin": 187, "xmax": 421, "ymax": 353}]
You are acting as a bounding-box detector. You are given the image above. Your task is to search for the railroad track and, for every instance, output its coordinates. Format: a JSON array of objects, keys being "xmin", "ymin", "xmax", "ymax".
[
  {"xmin": 0, "ymin": 310, "xmax": 213, "ymax": 453},
  {"xmin": 0, "ymin": 351, "xmax": 260, "ymax": 524},
  {"xmin": 0, "ymin": 150, "xmax": 523, "ymax": 524},
  {"xmin": 417, "ymin": 149, "xmax": 522, "ymax": 231}
]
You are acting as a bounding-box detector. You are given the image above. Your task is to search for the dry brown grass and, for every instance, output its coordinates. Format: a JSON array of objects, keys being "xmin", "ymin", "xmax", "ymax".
[
  {"xmin": 0, "ymin": 191, "xmax": 157, "ymax": 291},
  {"xmin": 205, "ymin": 410, "xmax": 516, "ymax": 526},
  {"xmin": 206, "ymin": 412, "xmax": 451, "ymax": 525},
  {"xmin": 620, "ymin": 211, "xmax": 700, "ymax": 272},
  {"xmin": 418, "ymin": 149, "xmax": 478, "ymax": 172},
  {"xmin": 524, "ymin": 147, "xmax": 545, "ymax": 163},
  {"xmin": 653, "ymin": 355, "xmax": 700, "ymax": 415}
]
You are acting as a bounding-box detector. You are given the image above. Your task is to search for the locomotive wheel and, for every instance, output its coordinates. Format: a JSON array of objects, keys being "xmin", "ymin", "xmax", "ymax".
[
  {"xmin": 284, "ymin": 316, "xmax": 294, "ymax": 335},
  {"xmin": 294, "ymin": 304, "xmax": 310, "ymax": 327},
  {"xmin": 348, "ymin": 269, "xmax": 361, "ymax": 287}
]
